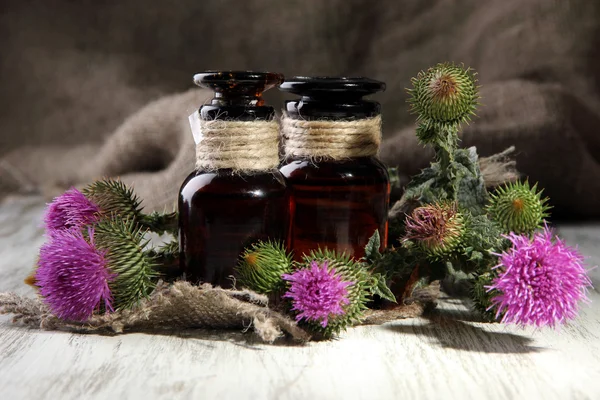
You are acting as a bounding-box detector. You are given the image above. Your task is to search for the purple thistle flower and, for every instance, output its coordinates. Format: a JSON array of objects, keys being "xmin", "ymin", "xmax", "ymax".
[
  {"xmin": 487, "ymin": 225, "xmax": 593, "ymax": 328},
  {"xmin": 36, "ymin": 227, "xmax": 115, "ymax": 321},
  {"xmin": 282, "ymin": 261, "xmax": 353, "ymax": 328},
  {"xmin": 44, "ymin": 188, "xmax": 101, "ymax": 234}
]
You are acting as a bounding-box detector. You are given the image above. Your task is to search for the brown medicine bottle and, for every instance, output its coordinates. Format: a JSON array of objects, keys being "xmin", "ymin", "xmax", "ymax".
[
  {"xmin": 179, "ymin": 71, "xmax": 290, "ymax": 288},
  {"xmin": 279, "ymin": 77, "xmax": 390, "ymax": 261}
]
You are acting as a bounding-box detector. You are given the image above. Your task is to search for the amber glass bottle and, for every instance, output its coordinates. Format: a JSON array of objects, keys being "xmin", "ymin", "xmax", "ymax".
[
  {"xmin": 179, "ymin": 71, "xmax": 289, "ymax": 288},
  {"xmin": 279, "ymin": 77, "xmax": 389, "ymax": 261}
]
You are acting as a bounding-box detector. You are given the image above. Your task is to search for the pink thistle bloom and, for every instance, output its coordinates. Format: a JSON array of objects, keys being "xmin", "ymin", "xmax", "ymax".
[
  {"xmin": 282, "ymin": 261, "xmax": 353, "ymax": 328},
  {"xmin": 35, "ymin": 227, "xmax": 115, "ymax": 321},
  {"xmin": 488, "ymin": 226, "xmax": 593, "ymax": 328},
  {"xmin": 44, "ymin": 188, "xmax": 101, "ymax": 234}
]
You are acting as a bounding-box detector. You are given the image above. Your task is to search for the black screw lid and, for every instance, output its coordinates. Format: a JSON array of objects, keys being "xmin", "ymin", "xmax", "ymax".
[
  {"xmin": 279, "ymin": 76, "xmax": 385, "ymax": 120},
  {"xmin": 194, "ymin": 71, "xmax": 284, "ymax": 121}
]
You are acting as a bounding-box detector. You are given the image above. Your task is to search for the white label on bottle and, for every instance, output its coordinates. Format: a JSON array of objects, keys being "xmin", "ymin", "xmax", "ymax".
[{"xmin": 188, "ymin": 110, "xmax": 202, "ymax": 144}]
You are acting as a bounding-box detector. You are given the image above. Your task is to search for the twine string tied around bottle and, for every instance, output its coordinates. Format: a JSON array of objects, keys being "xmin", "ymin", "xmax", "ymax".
[
  {"xmin": 189, "ymin": 111, "xmax": 280, "ymax": 171},
  {"xmin": 281, "ymin": 114, "xmax": 382, "ymax": 160}
]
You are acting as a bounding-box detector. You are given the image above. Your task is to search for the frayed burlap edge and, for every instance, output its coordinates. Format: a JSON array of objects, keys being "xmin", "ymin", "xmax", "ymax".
[
  {"xmin": 0, "ymin": 281, "xmax": 309, "ymax": 343},
  {"xmin": 0, "ymin": 281, "xmax": 440, "ymax": 342}
]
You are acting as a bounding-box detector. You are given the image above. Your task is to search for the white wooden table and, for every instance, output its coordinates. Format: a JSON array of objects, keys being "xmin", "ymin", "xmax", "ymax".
[{"xmin": 1, "ymin": 196, "xmax": 599, "ymax": 400}]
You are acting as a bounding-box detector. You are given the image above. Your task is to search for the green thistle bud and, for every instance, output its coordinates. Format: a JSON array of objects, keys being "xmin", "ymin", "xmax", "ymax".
[
  {"xmin": 487, "ymin": 181, "xmax": 551, "ymax": 234},
  {"xmin": 235, "ymin": 241, "xmax": 293, "ymax": 295},
  {"xmin": 83, "ymin": 179, "xmax": 178, "ymax": 234},
  {"xmin": 94, "ymin": 218, "xmax": 158, "ymax": 310},
  {"xmin": 83, "ymin": 179, "xmax": 142, "ymax": 221},
  {"xmin": 408, "ymin": 63, "xmax": 479, "ymax": 125},
  {"xmin": 403, "ymin": 202, "xmax": 466, "ymax": 259}
]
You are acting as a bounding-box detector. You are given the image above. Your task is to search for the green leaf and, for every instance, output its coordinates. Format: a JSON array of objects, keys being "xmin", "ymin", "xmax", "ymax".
[
  {"xmin": 364, "ymin": 230, "xmax": 381, "ymax": 263},
  {"xmin": 370, "ymin": 273, "xmax": 397, "ymax": 303}
]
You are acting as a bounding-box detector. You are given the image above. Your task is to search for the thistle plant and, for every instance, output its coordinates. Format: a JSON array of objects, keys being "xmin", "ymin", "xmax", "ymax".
[
  {"xmin": 93, "ymin": 218, "xmax": 158, "ymax": 310},
  {"xmin": 36, "ymin": 227, "xmax": 115, "ymax": 321},
  {"xmin": 31, "ymin": 179, "xmax": 180, "ymax": 317},
  {"xmin": 235, "ymin": 241, "xmax": 293, "ymax": 295},
  {"xmin": 283, "ymin": 248, "xmax": 393, "ymax": 338},
  {"xmin": 44, "ymin": 179, "xmax": 177, "ymax": 236},
  {"xmin": 403, "ymin": 202, "xmax": 466, "ymax": 259},
  {"xmin": 283, "ymin": 260, "xmax": 353, "ymax": 330},
  {"xmin": 44, "ymin": 188, "xmax": 101, "ymax": 234},
  {"xmin": 409, "ymin": 63, "xmax": 479, "ymax": 126},
  {"xmin": 487, "ymin": 226, "xmax": 592, "ymax": 327},
  {"xmin": 83, "ymin": 179, "xmax": 177, "ymax": 234},
  {"xmin": 487, "ymin": 180, "xmax": 551, "ymax": 234},
  {"xmin": 406, "ymin": 63, "xmax": 480, "ymax": 201},
  {"xmin": 36, "ymin": 218, "xmax": 157, "ymax": 321}
]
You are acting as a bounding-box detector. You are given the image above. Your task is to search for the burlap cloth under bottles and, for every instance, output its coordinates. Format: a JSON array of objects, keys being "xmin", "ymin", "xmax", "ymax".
[
  {"xmin": 0, "ymin": 281, "xmax": 440, "ymax": 342},
  {"xmin": 1, "ymin": 0, "xmax": 599, "ymax": 217}
]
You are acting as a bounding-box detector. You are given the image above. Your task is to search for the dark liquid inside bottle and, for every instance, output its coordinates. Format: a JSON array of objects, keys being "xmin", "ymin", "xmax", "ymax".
[
  {"xmin": 179, "ymin": 171, "xmax": 289, "ymax": 286},
  {"xmin": 280, "ymin": 157, "xmax": 389, "ymax": 261}
]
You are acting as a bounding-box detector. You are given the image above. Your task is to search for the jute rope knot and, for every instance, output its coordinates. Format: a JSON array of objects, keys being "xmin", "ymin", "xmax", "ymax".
[
  {"xmin": 190, "ymin": 115, "xmax": 280, "ymax": 171},
  {"xmin": 281, "ymin": 114, "xmax": 382, "ymax": 160}
]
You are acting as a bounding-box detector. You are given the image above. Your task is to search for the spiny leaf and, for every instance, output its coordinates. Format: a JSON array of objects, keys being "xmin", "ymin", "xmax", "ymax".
[{"xmin": 364, "ymin": 230, "xmax": 382, "ymax": 263}]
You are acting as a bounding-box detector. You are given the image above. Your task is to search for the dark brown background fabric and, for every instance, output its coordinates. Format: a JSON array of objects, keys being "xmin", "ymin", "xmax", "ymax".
[{"xmin": 1, "ymin": 0, "xmax": 599, "ymax": 217}]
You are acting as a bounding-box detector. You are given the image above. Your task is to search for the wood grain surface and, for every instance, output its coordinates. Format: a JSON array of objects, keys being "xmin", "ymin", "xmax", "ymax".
[{"xmin": 1, "ymin": 196, "xmax": 599, "ymax": 400}]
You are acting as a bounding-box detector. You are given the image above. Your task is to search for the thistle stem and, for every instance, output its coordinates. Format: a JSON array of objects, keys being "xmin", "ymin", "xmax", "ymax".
[{"xmin": 433, "ymin": 126, "xmax": 460, "ymax": 201}]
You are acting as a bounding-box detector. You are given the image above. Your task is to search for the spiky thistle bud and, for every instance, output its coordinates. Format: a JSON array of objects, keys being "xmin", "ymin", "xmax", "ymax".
[
  {"xmin": 235, "ymin": 241, "xmax": 293, "ymax": 295},
  {"xmin": 408, "ymin": 63, "xmax": 479, "ymax": 125},
  {"xmin": 403, "ymin": 202, "xmax": 466, "ymax": 259},
  {"xmin": 83, "ymin": 179, "xmax": 177, "ymax": 234},
  {"xmin": 487, "ymin": 180, "xmax": 550, "ymax": 234},
  {"xmin": 282, "ymin": 249, "xmax": 376, "ymax": 338},
  {"xmin": 93, "ymin": 218, "xmax": 158, "ymax": 311},
  {"xmin": 83, "ymin": 179, "xmax": 143, "ymax": 222}
]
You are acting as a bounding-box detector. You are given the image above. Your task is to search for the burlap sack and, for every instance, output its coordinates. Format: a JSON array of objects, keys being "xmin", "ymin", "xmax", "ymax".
[{"xmin": 1, "ymin": 0, "xmax": 599, "ymax": 217}]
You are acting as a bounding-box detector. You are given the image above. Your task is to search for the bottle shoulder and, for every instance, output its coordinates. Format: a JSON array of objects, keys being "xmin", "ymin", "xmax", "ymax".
[
  {"xmin": 180, "ymin": 169, "xmax": 287, "ymax": 198},
  {"xmin": 279, "ymin": 157, "xmax": 389, "ymax": 184}
]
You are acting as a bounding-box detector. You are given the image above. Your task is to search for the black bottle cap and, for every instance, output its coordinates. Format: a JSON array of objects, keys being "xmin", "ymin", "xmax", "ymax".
[
  {"xmin": 279, "ymin": 77, "xmax": 385, "ymax": 120},
  {"xmin": 193, "ymin": 71, "xmax": 284, "ymax": 121}
]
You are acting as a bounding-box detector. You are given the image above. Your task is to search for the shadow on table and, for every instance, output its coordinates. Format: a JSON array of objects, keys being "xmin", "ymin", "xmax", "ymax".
[
  {"xmin": 130, "ymin": 328, "xmax": 308, "ymax": 349},
  {"xmin": 382, "ymin": 306, "xmax": 541, "ymax": 354}
]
